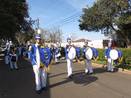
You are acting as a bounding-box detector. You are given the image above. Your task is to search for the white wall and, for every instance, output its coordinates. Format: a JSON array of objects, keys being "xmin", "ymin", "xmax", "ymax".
[
  {"xmin": 46, "ymin": 40, "xmax": 103, "ymax": 48},
  {"xmin": 88, "ymin": 40, "xmax": 103, "ymax": 48}
]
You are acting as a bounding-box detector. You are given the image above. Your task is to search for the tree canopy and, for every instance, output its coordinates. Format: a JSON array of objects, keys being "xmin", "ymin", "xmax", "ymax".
[
  {"xmin": 0, "ymin": 0, "xmax": 32, "ymax": 41},
  {"xmin": 79, "ymin": 0, "xmax": 131, "ymax": 45}
]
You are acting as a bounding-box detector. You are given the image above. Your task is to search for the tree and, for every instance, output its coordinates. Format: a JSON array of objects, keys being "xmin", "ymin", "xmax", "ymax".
[
  {"xmin": 79, "ymin": 0, "xmax": 131, "ymax": 46},
  {"xmin": 0, "ymin": 0, "xmax": 32, "ymax": 41},
  {"xmin": 40, "ymin": 28, "xmax": 63, "ymax": 43}
]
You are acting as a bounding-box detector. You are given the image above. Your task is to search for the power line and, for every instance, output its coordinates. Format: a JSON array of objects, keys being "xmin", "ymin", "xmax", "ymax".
[{"xmin": 45, "ymin": 11, "xmax": 81, "ymax": 28}]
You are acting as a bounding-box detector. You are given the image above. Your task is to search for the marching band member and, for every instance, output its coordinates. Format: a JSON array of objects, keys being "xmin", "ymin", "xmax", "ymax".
[
  {"xmin": 4, "ymin": 49, "xmax": 10, "ymax": 65},
  {"xmin": 54, "ymin": 42, "xmax": 61, "ymax": 63},
  {"xmin": 29, "ymin": 35, "xmax": 47, "ymax": 94},
  {"xmin": 83, "ymin": 40, "xmax": 94, "ymax": 74},
  {"xmin": 65, "ymin": 37, "xmax": 75, "ymax": 78},
  {"xmin": 4, "ymin": 40, "xmax": 11, "ymax": 64},
  {"xmin": 9, "ymin": 47, "xmax": 18, "ymax": 70},
  {"xmin": 105, "ymin": 40, "xmax": 114, "ymax": 72},
  {"xmin": 75, "ymin": 47, "xmax": 81, "ymax": 62},
  {"xmin": 27, "ymin": 41, "xmax": 32, "ymax": 60},
  {"xmin": 105, "ymin": 40, "xmax": 123, "ymax": 72}
]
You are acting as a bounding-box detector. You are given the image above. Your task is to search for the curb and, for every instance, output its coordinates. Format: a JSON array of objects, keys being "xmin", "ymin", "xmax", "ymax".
[{"xmin": 76, "ymin": 61, "xmax": 131, "ymax": 75}]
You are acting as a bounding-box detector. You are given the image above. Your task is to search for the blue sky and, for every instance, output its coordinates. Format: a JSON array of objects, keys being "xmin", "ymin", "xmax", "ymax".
[{"xmin": 28, "ymin": 0, "xmax": 106, "ymax": 42}]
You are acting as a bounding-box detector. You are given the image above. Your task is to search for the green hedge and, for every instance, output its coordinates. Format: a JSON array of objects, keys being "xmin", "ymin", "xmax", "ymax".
[
  {"xmin": 95, "ymin": 48, "xmax": 131, "ymax": 66},
  {"xmin": 91, "ymin": 48, "xmax": 131, "ymax": 70},
  {"xmin": 120, "ymin": 48, "xmax": 131, "ymax": 64},
  {"xmin": 60, "ymin": 47, "xmax": 131, "ymax": 65}
]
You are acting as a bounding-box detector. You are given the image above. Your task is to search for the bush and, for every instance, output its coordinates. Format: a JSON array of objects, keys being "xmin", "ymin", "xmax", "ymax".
[
  {"xmin": 60, "ymin": 47, "xmax": 131, "ymax": 66},
  {"xmin": 96, "ymin": 48, "xmax": 131, "ymax": 70}
]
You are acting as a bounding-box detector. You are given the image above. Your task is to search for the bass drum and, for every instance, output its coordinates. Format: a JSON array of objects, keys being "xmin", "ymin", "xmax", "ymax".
[
  {"xmin": 68, "ymin": 47, "xmax": 76, "ymax": 60},
  {"xmin": 109, "ymin": 49, "xmax": 119, "ymax": 60},
  {"xmin": 85, "ymin": 48, "xmax": 93, "ymax": 60}
]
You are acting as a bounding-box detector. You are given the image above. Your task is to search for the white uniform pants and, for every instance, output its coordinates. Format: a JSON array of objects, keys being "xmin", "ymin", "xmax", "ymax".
[
  {"xmin": 10, "ymin": 61, "xmax": 18, "ymax": 69},
  {"xmin": 33, "ymin": 65, "xmax": 47, "ymax": 91},
  {"xmin": 107, "ymin": 58, "xmax": 114, "ymax": 72},
  {"xmin": 55, "ymin": 56, "xmax": 58, "ymax": 63},
  {"xmin": 5, "ymin": 55, "xmax": 9, "ymax": 64},
  {"xmin": 85, "ymin": 59, "xmax": 93, "ymax": 74},
  {"xmin": 67, "ymin": 59, "xmax": 73, "ymax": 77}
]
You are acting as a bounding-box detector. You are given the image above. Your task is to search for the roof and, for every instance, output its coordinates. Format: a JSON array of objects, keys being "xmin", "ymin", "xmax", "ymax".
[{"xmin": 72, "ymin": 38, "xmax": 90, "ymax": 42}]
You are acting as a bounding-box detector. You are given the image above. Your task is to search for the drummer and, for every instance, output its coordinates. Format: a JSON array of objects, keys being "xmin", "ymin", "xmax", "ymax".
[
  {"xmin": 105, "ymin": 40, "xmax": 114, "ymax": 72},
  {"xmin": 65, "ymin": 37, "xmax": 74, "ymax": 79},
  {"xmin": 83, "ymin": 40, "xmax": 94, "ymax": 74}
]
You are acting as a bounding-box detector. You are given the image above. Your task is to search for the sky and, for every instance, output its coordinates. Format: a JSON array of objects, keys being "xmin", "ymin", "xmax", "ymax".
[{"xmin": 27, "ymin": 0, "xmax": 106, "ymax": 42}]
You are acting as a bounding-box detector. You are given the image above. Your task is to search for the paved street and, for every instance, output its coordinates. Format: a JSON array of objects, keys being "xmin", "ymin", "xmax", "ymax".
[{"xmin": 0, "ymin": 54, "xmax": 131, "ymax": 98}]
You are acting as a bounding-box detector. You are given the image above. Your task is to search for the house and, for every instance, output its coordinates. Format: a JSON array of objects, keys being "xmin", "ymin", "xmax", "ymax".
[{"xmin": 48, "ymin": 38, "xmax": 104, "ymax": 49}]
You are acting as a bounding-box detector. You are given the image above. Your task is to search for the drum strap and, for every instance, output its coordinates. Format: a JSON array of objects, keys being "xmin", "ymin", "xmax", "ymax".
[{"xmin": 67, "ymin": 46, "xmax": 71, "ymax": 53}]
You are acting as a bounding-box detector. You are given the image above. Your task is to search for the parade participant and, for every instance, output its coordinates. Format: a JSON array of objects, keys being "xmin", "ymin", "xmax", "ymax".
[
  {"xmin": 75, "ymin": 46, "xmax": 81, "ymax": 62},
  {"xmin": 4, "ymin": 40, "xmax": 11, "ymax": 64},
  {"xmin": 27, "ymin": 42, "xmax": 32, "ymax": 60},
  {"xmin": 5, "ymin": 40, "xmax": 12, "ymax": 51},
  {"xmin": 105, "ymin": 40, "xmax": 123, "ymax": 72},
  {"xmin": 30, "ymin": 35, "xmax": 52, "ymax": 94},
  {"xmin": 29, "ymin": 35, "xmax": 47, "ymax": 94},
  {"xmin": 65, "ymin": 37, "xmax": 76, "ymax": 78},
  {"xmin": 4, "ymin": 49, "xmax": 9, "ymax": 65},
  {"xmin": 27, "ymin": 41, "xmax": 32, "ymax": 59},
  {"xmin": 9, "ymin": 46, "xmax": 18, "ymax": 70},
  {"xmin": 83, "ymin": 40, "xmax": 94, "ymax": 74},
  {"xmin": 50, "ymin": 44, "xmax": 55, "ymax": 63},
  {"xmin": 54, "ymin": 42, "xmax": 61, "ymax": 63},
  {"xmin": 105, "ymin": 39, "xmax": 114, "ymax": 72}
]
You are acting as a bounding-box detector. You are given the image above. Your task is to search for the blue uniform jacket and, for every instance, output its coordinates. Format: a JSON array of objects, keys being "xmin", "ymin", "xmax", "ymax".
[
  {"xmin": 76, "ymin": 47, "xmax": 81, "ymax": 58},
  {"xmin": 65, "ymin": 47, "xmax": 69, "ymax": 59},
  {"xmin": 91, "ymin": 47, "xmax": 98, "ymax": 58},
  {"xmin": 105, "ymin": 48, "xmax": 111, "ymax": 58},
  {"xmin": 30, "ymin": 45, "xmax": 52, "ymax": 67},
  {"xmin": 30, "ymin": 45, "xmax": 40, "ymax": 66}
]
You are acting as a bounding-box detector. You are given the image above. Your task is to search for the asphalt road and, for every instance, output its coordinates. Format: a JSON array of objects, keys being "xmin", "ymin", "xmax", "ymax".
[{"xmin": 0, "ymin": 54, "xmax": 131, "ymax": 98}]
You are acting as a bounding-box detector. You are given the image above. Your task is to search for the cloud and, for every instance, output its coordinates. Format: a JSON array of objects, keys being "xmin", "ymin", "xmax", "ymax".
[
  {"xmin": 65, "ymin": 0, "xmax": 87, "ymax": 10},
  {"xmin": 65, "ymin": 0, "xmax": 95, "ymax": 10}
]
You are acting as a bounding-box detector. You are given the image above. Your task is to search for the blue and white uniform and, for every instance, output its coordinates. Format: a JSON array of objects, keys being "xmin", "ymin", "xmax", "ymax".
[
  {"xmin": 65, "ymin": 36, "xmax": 75, "ymax": 77},
  {"xmin": 9, "ymin": 51, "xmax": 18, "ymax": 70},
  {"xmin": 54, "ymin": 46, "xmax": 61, "ymax": 63},
  {"xmin": 83, "ymin": 46, "xmax": 94, "ymax": 74},
  {"xmin": 65, "ymin": 45, "xmax": 74, "ymax": 77},
  {"xmin": 83, "ymin": 40, "xmax": 98, "ymax": 74},
  {"xmin": 4, "ymin": 41, "xmax": 11, "ymax": 64},
  {"xmin": 105, "ymin": 47, "xmax": 114, "ymax": 72},
  {"xmin": 76, "ymin": 47, "xmax": 81, "ymax": 61},
  {"xmin": 4, "ymin": 50, "xmax": 10, "ymax": 65},
  {"xmin": 30, "ymin": 35, "xmax": 50, "ymax": 92},
  {"xmin": 30, "ymin": 43, "xmax": 50, "ymax": 92}
]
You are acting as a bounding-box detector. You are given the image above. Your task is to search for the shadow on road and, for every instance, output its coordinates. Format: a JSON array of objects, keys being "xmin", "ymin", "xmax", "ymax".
[
  {"xmin": 0, "ymin": 53, "xmax": 51, "ymax": 98},
  {"xmin": 93, "ymin": 67, "xmax": 118, "ymax": 74},
  {"xmin": 72, "ymin": 72, "xmax": 98, "ymax": 86},
  {"xmin": 49, "ymin": 71, "xmax": 98, "ymax": 88}
]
